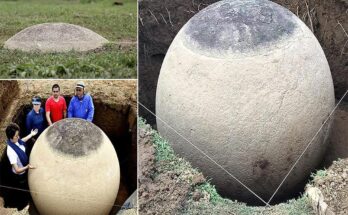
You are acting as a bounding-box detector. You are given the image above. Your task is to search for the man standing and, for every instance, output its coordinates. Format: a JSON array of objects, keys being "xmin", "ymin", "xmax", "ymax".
[
  {"xmin": 46, "ymin": 84, "xmax": 67, "ymax": 126},
  {"xmin": 68, "ymin": 81, "xmax": 94, "ymax": 122}
]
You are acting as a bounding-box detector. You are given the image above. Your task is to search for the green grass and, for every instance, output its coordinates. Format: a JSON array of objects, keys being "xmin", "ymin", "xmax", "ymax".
[
  {"xmin": 310, "ymin": 169, "xmax": 327, "ymax": 181},
  {"xmin": 0, "ymin": 0, "xmax": 136, "ymax": 78}
]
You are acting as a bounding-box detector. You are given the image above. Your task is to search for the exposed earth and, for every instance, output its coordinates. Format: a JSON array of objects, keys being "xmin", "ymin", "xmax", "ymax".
[
  {"xmin": 0, "ymin": 80, "xmax": 137, "ymax": 215},
  {"xmin": 138, "ymin": 118, "xmax": 348, "ymax": 214}
]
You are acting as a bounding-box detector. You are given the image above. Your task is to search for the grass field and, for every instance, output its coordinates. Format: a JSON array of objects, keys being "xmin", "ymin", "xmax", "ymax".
[{"xmin": 0, "ymin": 0, "xmax": 137, "ymax": 78}]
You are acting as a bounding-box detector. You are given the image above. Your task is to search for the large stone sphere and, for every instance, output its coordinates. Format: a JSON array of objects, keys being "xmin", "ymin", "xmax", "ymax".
[
  {"xmin": 156, "ymin": 0, "xmax": 335, "ymax": 204},
  {"xmin": 28, "ymin": 119, "xmax": 120, "ymax": 215},
  {"xmin": 4, "ymin": 23, "xmax": 108, "ymax": 53}
]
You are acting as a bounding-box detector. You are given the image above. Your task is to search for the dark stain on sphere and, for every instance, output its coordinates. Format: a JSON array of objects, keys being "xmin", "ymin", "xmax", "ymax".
[
  {"xmin": 46, "ymin": 119, "xmax": 102, "ymax": 157},
  {"xmin": 184, "ymin": 0, "xmax": 296, "ymax": 53}
]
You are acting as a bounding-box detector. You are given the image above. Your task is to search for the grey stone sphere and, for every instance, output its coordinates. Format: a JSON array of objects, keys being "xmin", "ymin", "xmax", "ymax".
[
  {"xmin": 28, "ymin": 118, "xmax": 120, "ymax": 215},
  {"xmin": 156, "ymin": 0, "xmax": 335, "ymax": 203},
  {"xmin": 4, "ymin": 23, "xmax": 108, "ymax": 52}
]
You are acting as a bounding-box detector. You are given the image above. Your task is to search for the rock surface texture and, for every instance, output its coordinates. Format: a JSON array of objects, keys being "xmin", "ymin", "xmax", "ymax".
[
  {"xmin": 4, "ymin": 23, "xmax": 108, "ymax": 52},
  {"xmin": 28, "ymin": 118, "xmax": 120, "ymax": 215},
  {"xmin": 156, "ymin": 0, "xmax": 335, "ymax": 204}
]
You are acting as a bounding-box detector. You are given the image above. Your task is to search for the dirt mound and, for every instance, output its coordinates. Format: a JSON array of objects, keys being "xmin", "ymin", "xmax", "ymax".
[
  {"xmin": 4, "ymin": 23, "xmax": 108, "ymax": 53},
  {"xmin": 138, "ymin": 123, "xmax": 193, "ymax": 214},
  {"xmin": 312, "ymin": 159, "xmax": 348, "ymax": 214}
]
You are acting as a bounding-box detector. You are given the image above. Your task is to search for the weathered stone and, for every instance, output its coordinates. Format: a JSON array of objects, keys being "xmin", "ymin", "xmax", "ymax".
[
  {"xmin": 156, "ymin": 0, "xmax": 334, "ymax": 204},
  {"xmin": 28, "ymin": 118, "xmax": 120, "ymax": 215},
  {"xmin": 4, "ymin": 23, "xmax": 108, "ymax": 53}
]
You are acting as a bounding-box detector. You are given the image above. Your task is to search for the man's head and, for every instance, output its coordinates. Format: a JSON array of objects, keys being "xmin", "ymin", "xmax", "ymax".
[
  {"xmin": 75, "ymin": 81, "xmax": 85, "ymax": 99},
  {"xmin": 32, "ymin": 96, "xmax": 42, "ymax": 113},
  {"xmin": 6, "ymin": 123, "xmax": 20, "ymax": 142},
  {"xmin": 52, "ymin": 84, "xmax": 60, "ymax": 99}
]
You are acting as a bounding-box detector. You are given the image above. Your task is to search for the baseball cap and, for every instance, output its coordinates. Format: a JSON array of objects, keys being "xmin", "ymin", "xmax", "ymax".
[
  {"xmin": 32, "ymin": 96, "xmax": 42, "ymax": 105},
  {"xmin": 76, "ymin": 81, "xmax": 85, "ymax": 89}
]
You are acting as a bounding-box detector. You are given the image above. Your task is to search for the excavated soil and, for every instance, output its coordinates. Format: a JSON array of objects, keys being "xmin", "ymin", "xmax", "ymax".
[
  {"xmin": 0, "ymin": 80, "xmax": 137, "ymax": 215},
  {"xmin": 138, "ymin": 124, "xmax": 204, "ymax": 214},
  {"xmin": 312, "ymin": 159, "xmax": 348, "ymax": 214}
]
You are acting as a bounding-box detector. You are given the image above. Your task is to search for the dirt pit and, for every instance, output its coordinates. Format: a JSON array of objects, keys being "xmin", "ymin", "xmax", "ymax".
[
  {"xmin": 0, "ymin": 80, "xmax": 137, "ymax": 215},
  {"xmin": 138, "ymin": 0, "xmax": 348, "ymax": 213},
  {"xmin": 138, "ymin": 97, "xmax": 348, "ymax": 214}
]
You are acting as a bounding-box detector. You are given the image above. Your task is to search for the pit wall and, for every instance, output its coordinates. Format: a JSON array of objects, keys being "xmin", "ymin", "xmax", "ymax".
[{"xmin": 0, "ymin": 81, "xmax": 18, "ymax": 124}]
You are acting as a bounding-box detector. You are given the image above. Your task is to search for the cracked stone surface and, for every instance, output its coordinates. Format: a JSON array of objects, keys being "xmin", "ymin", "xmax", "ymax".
[{"xmin": 156, "ymin": 0, "xmax": 335, "ymax": 204}]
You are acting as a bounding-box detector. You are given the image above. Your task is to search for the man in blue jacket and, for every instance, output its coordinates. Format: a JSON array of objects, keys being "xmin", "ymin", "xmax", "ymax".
[
  {"xmin": 68, "ymin": 81, "xmax": 94, "ymax": 122},
  {"xmin": 26, "ymin": 96, "xmax": 46, "ymax": 136},
  {"xmin": 25, "ymin": 96, "xmax": 47, "ymax": 156}
]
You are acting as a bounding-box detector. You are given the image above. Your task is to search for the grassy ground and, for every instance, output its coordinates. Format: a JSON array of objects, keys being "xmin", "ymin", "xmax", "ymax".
[
  {"xmin": 0, "ymin": 0, "xmax": 136, "ymax": 78},
  {"xmin": 139, "ymin": 118, "xmax": 316, "ymax": 214}
]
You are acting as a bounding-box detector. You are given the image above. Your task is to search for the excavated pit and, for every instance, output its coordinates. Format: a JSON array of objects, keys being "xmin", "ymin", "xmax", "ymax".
[
  {"xmin": 138, "ymin": 99, "xmax": 348, "ymax": 209},
  {"xmin": 0, "ymin": 94, "xmax": 137, "ymax": 214},
  {"xmin": 139, "ymin": 0, "xmax": 347, "ymax": 209}
]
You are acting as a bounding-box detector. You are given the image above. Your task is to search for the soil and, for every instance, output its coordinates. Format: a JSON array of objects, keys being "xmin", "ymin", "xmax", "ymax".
[
  {"xmin": 0, "ymin": 80, "xmax": 137, "ymax": 215},
  {"xmin": 324, "ymin": 101, "xmax": 348, "ymax": 165},
  {"xmin": 0, "ymin": 81, "xmax": 18, "ymax": 123},
  {"xmin": 138, "ymin": 124, "xmax": 204, "ymax": 214},
  {"xmin": 312, "ymin": 159, "xmax": 348, "ymax": 214}
]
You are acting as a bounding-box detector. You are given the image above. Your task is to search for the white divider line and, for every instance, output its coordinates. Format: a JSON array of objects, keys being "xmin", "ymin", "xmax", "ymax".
[{"xmin": 267, "ymin": 90, "xmax": 348, "ymax": 205}]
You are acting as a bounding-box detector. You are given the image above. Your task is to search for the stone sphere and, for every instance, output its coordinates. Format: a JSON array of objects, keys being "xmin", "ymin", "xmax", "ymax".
[
  {"xmin": 4, "ymin": 23, "xmax": 108, "ymax": 52},
  {"xmin": 28, "ymin": 119, "xmax": 120, "ymax": 215},
  {"xmin": 156, "ymin": 0, "xmax": 335, "ymax": 204}
]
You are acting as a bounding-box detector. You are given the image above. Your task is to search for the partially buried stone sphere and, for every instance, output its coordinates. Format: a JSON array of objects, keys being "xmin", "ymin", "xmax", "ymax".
[
  {"xmin": 4, "ymin": 23, "xmax": 108, "ymax": 53},
  {"xmin": 29, "ymin": 118, "xmax": 120, "ymax": 215},
  {"xmin": 156, "ymin": 0, "xmax": 335, "ymax": 204}
]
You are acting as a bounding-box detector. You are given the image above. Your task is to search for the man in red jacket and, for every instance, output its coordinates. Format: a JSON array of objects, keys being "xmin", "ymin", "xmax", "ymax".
[{"xmin": 45, "ymin": 84, "xmax": 67, "ymax": 126}]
